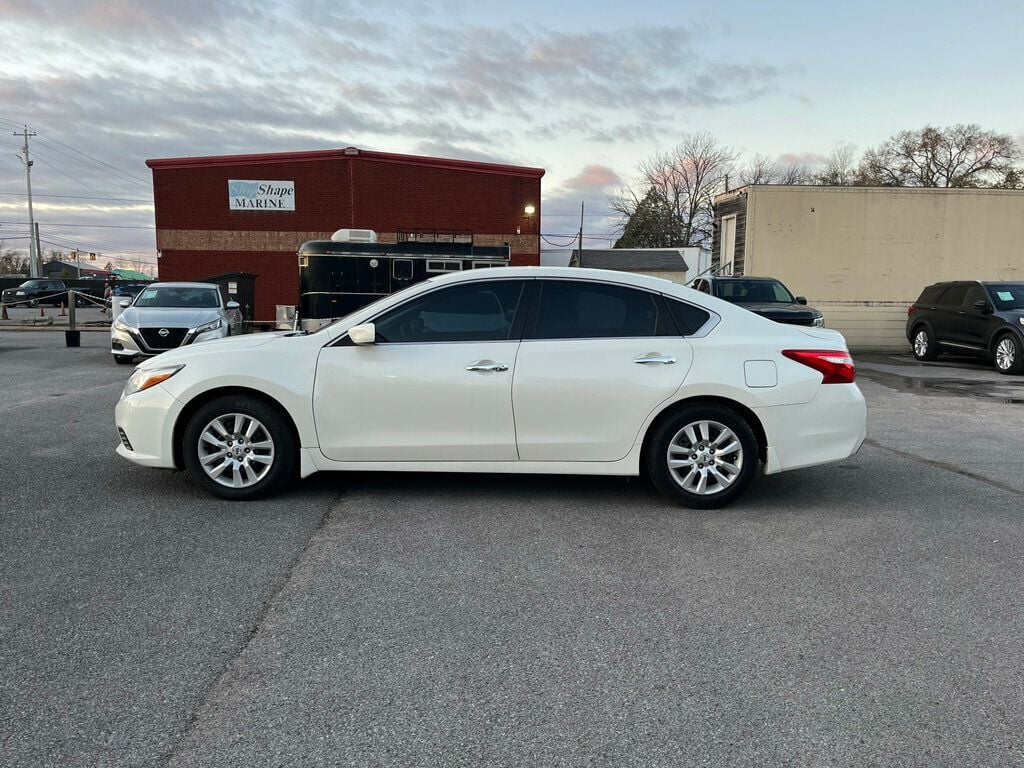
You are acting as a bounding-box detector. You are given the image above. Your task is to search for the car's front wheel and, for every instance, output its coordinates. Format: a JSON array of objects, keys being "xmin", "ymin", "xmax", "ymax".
[
  {"xmin": 646, "ymin": 404, "xmax": 759, "ymax": 509},
  {"xmin": 994, "ymin": 334, "xmax": 1024, "ymax": 375},
  {"xmin": 183, "ymin": 395, "xmax": 297, "ymax": 500},
  {"xmin": 912, "ymin": 327, "xmax": 939, "ymax": 361},
  {"xmin": 113, "ymin": 354, "xmax": 135, "ymax": 365}
]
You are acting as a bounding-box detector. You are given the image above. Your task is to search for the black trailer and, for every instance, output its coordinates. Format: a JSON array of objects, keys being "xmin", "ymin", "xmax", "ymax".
[{"xmin": 297, "ymin": 240, "xmax": 511, "ymax": 330}]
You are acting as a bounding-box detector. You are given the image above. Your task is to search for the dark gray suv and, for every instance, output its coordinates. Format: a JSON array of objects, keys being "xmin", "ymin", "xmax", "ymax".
[{"xmin": 906, "ymin": 281, "xmax": 1024, "ymax": 374}]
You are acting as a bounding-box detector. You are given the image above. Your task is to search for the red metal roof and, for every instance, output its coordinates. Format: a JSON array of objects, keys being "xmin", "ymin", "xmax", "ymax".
[{"xmin": 146, "ymin": 146, "xmax": 545, "ymax": 178}]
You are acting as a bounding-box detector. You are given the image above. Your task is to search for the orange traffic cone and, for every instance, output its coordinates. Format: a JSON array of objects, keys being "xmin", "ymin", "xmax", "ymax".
[
  {"xmin": 39, "ymin": 305, "xmax": 46, "ymax": 317},
  {"xmin": 59, "ymin": 302, "xmax": 67, "ymax": 317},
  {"xmin": 1, "ymin": 303, "xmax": 8, "ymax": 320}
]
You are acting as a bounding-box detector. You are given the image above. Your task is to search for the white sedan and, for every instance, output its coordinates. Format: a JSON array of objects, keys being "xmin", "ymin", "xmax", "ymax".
[{"xmin": 114, "ymin": 267, "xmax": 866, "ymax": 508}]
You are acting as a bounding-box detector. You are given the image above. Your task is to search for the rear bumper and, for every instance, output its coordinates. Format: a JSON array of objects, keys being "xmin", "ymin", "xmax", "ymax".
[{"xmin": 755, "ymin": 383, "xmax": 867, "ymax": 475}]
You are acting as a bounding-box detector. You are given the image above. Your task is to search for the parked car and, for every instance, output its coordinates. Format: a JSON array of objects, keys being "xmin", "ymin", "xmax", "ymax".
[
  {"xmin": 691, "ymin": 276, "xmax": 824, "ymax": 327},
  {"xmin": 1, "ymin": 279, "xmax": 85, "ymax": 307},
  {"xmin": 114, "ymin": 267, "xmax": 866, "ymax": 508},
  {"xmin": 907, "ymin": 281, "xmax": 1024, "ymax": 374},
  {"xmin": 110, "ymin": 282, "xmax": 243, "ymax": 365}
]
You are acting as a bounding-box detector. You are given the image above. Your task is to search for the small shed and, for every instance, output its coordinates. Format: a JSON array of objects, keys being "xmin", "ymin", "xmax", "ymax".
[{"xmin": 569, "ymin": 248, "xmax": 693, "ymax": 284}]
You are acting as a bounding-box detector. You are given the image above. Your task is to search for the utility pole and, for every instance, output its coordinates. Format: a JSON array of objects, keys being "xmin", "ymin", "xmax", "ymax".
[
  {"xmin": 576, "ymin": 201, "xmax": 585, "ymax": 262},
  {"xmin": 14, "ymin": 127, "xmax": 39, "ymax": 278}
]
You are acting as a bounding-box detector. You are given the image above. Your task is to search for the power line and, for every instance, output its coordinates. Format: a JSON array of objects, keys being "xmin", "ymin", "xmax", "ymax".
[
  {"xmin": 0, "ymin": 116, "xmax": 152, "ymax": 191},
  {"xmin": 0, "ymin": 220, "xmax": 155, "ymax": 230},
  {"xmin": 0, "ymin": 191, "xmax": 153, "ymax": 203},
  {"xmin": 31, "ymin": 152, "xmax": 135, "ymax": 203}
]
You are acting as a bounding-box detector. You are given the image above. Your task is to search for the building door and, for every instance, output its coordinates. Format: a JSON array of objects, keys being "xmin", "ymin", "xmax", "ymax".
[{"xmin": 720, "ymin": 215, "xmax": 737, "ymax": 274}]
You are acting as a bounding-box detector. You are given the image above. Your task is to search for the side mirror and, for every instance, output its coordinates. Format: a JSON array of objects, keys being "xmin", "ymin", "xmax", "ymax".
[
  {"xmin": 795, "ymin": 296, "xmax": 808, "ymax": 305},
  {"xmin": 973, "ymin": 299, "xmax": 991, "ymax": 312},
  {"xmin": 226, "ymin": 300, "xmax": 240, "ymax": 310},
  {"xmin": 348, "ymin": 322, "xmax": 376, "ymax": 345},
  {"xmin": 119, "ymin": 299, "xmax": 132, "ymax": 308}
]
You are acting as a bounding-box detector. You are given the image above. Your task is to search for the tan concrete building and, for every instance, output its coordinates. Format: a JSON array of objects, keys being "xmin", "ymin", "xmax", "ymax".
[{"xmin": 712, "ymin": 186, "xmax": 1024, "ymax": 351}]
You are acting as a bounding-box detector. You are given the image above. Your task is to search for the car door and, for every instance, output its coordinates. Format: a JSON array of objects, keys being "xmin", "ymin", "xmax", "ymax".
[
  {"xmin": 313, "ymin": 279, "xmax": 528, "ymax": 462},
  {"xmin": 955, "ymin": 284, "xmax": 995, "ymax": 350},
  {"xmin": 930, "ymin": 283, "xmax": 968, "ymax": 347},
  {"xmin": 512, "ymin": 279, "xmax": 696, "ymax": 462}
]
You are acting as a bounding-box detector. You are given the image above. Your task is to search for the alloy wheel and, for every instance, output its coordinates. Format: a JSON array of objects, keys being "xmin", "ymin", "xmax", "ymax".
[
  {"xmin": 197, "ymin": 413, "xmax": 275, "ymax": 488},
  {"xmin": 995, "ymin": 338, "xmax": 1016, "ymax": 371},
  {"xmin": 914, "ymin": 330, "xmax": 929, "ymax": 358},
  {"xmin": 666, "ymin": 420, "xmax": 744, "ymax": 496}
]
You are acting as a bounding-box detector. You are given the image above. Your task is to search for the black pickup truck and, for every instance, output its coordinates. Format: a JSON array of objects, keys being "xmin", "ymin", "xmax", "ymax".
[{"xmin": 1, "ymin": 279, "xmax": 91, "ymax": 307}]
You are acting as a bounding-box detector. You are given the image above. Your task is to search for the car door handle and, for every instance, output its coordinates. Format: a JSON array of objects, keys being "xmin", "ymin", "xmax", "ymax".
[
  {"xmin": 634, "ymin": 354, "xmax": 676, "ymax": 365},
  {"xmin": 465, "ymin": 361, "xmax": 508, "ymax": 372}
]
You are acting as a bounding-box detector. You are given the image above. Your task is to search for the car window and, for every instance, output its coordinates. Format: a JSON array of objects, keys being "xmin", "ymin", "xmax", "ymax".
[
  {"xmin": 937, "ymin": 284, "xmax": 967, "ymax": 307},
  {"xmin": 917, "ymin": 285, "xmax": 945, "ymax": 305},
  {"xmin": 962, "ymin": 285, "xmax": 988, "ymax": 310},
  {"xmin": 987, "ymin": 284, "xmax": 1024, "ymax": 311},
  {"xmin": 665, "ymin": 298, "xmax": 712, "ymax": 335},
  {"xmin": 374, "ymin": 280, "xmax": 525, "ymax": 343},
  {"xmin": 531, "ymin": 280, "xmax": 664, "ymax": 339},
  {"xmin": 716, "ymin": 280, "xmax": 794, "ymax": 303},
  {"xmin": 134, "ymin": 287, "xmax": 221, "ymax": 308}
]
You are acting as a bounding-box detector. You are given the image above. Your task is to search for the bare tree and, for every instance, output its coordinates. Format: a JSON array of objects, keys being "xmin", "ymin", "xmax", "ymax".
[
  {"xmin": 611, "ymin": 132, "xmax": 736, "ymax": 248},
  {"xmin": 0, "ymin": 246, "xmax": 30, "ymax": 276},
  {"xmin": 816, "ymin": 143, "xmax": 858, "ymax": 185},
  {"xmin": 737, "ymin": 153, "xmax": 814, "ymax": 186},
  {"xmin": 857, "ymin": 124, "xmax": 1021, "ymax": 187},
  {"xmin": 738, "ymin": 153, "xmax": 779, "ymax": 185}
]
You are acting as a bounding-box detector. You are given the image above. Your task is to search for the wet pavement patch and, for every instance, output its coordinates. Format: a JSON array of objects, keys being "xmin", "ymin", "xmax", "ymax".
[{"xmin": 859, "ymin": 368, "xmax": 1024, "ymax": 404}]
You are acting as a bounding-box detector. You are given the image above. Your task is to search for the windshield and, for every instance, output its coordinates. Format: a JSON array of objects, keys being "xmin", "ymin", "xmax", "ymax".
[
  {"xmin": 716, "ymin": 279, "xmax": 796, "ymax": 304},
  {"xmin": 133, "ymin": 286, "xmax": 221, "ymax": 309},
  {"xmin": 19, "ymin": 280, "xmax": 45, "ymax": 288},
  {"xmin": 988, "ymin": 284, "xmax": 1024, "ymax": 311}
]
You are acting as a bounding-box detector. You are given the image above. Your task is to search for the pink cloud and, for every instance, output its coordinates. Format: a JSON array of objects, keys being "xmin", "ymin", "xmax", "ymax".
[{"xmin": 565, "ymin": 164, "xmax": 623, "ymax": 190}]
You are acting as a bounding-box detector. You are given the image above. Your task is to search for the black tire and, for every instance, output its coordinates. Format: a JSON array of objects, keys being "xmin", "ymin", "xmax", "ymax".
[
  {"xmin": 645, "ymin": 404, "xmax": 759, "ymax": 510},
  {"xmin": 911, "ymin": 325, "xmax": 939, "ymax": 361},
  {"xmin": 182, "ymin": 395, "xmax": 297, "ymax": 500},
  {"xmin": 993, "ymin": 333, "xmax": 1024, "ymax": 375},
  {"xmin": 113, "ymin": 354, "xmax": 135, "ymax": 365},
  {"xmin": 28, "ymin": 299, "xmax": 38, "ymax": 308}
]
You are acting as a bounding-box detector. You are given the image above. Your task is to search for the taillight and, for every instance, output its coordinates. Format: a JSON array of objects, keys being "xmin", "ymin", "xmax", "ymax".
[
  {"xmin": 907, "ymin": 305, "xmax": 917, "ymax": 316},
  {"xmin": 782, "ymin": 349, "xmax": 856, "ymax": 384}
]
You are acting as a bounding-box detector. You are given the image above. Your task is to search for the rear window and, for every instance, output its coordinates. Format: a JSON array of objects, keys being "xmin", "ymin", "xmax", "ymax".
[
  {"xmin": 917, "ymin": 285, "xmax": 946, "ymax": 304},
  {"xmin": 937, "ymin": 285, "xmax": 968, "ymax": 307},
  {"xmin": 665, "ymin": 298, "xmax": 712, "ymax": 335}
]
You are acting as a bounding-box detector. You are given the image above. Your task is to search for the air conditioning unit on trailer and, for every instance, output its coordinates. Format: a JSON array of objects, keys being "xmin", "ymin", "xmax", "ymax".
[{"xmin": 330, "ymin": 228, "xmax": 378, "ymax": 243}]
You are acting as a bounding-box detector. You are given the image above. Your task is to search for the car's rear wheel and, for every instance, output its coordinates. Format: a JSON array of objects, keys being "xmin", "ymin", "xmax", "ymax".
[
  {"xmin": 183, "ymin": 395, "xmax": 297, "ymax": 500},
  {"xmin": 912, "ymin": 327, "xmax": 939, "ymax": 361},
  {"xmin": 993, "ymin": 334, "xmax": 1024, "ymax": 375},
  {"xmin": 646, "ymin": 404, "xmax": 759, "ymax": 509}
]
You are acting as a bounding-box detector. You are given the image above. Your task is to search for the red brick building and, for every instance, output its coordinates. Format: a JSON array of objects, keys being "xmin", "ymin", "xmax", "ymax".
[{"xmin": 147, "ymin": 147, "xmax": 544, "ymax": 320}]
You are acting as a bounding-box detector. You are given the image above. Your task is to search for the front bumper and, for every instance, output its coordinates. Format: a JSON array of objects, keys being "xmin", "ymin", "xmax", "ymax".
[
  {"xmin": 111, "ymin": 325, "xmax": 226, "ymax": 357},
  {"xmin": 114, "ymin": 383, "xmax": 182, "ymax": 469},
  {"xmin": 755, "ymin": 383, "xmax": 867, "ymax": 474}
]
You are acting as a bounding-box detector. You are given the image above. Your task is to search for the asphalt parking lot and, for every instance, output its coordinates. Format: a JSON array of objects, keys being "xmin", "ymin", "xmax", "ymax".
[{"xmin": 2, "ymin": 331, "xmax": 1023, "ymax": 767}]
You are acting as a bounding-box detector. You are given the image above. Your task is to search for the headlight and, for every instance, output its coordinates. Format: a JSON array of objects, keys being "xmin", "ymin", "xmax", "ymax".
[
  {"xmin": 123, "ymin": 365, "xmax": 184, "ymax": 397},
  {"xmin": 112, "ymin": 317, "xmax": 132, "ymax": 332},
  {"xmin": 16, "ymin": 291, "xmax": 25, "ymax": 296},
  {"xmin": 813, "ymin": 316, "xmax": 825, "ymax": 327},
  {"xmin": 193, "ymin": 318, "xmax": 223, "ymax": 334}
]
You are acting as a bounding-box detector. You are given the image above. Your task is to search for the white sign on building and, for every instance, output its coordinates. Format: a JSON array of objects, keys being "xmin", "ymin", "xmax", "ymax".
[{"xmin": 228, "ymin": 180, "xmax": 295, "ymax": 210}]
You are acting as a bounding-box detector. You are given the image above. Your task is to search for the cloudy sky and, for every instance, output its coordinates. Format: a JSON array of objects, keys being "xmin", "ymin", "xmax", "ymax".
[{"xmin": 0, "ymin": 0, "xmax": 1021, "ymax": 268}]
